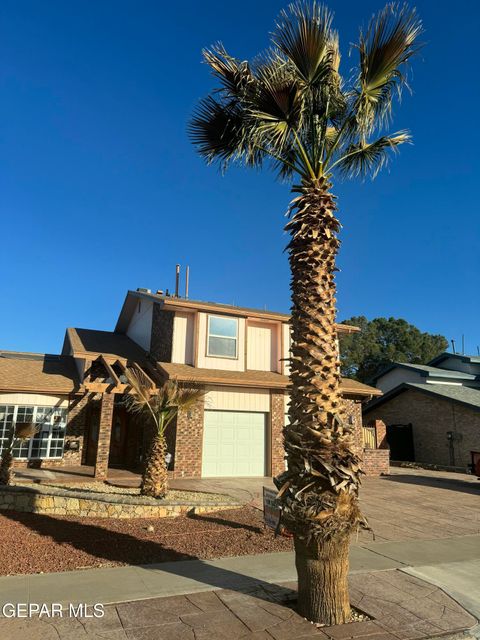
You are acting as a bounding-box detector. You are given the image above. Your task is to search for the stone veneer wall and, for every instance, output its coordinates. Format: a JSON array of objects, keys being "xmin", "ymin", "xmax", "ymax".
[
  {"xmin": 0, "ymin": 486, "xmax": 237, "ymax": 519},
  {"xmin": 150, "ymin": 304, "xmax": 174, "ymax": 362}
]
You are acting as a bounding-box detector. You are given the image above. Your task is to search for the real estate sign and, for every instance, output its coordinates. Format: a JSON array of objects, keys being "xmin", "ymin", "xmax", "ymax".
[{"xmin": 263, "ymin": 487, "xmax": 281, "ymax": 531}]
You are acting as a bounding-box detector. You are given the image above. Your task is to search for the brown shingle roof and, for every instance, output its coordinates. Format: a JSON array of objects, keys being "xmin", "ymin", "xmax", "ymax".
[
  {"xmin": 0, "ymin": 352, "xmax": 79, "ymax": 394},
  {"xmin": 340, "ymin": 377, "xmax": 382, "ymax": 397},
  {"xmin": 157, "ymin": 362, "xmax": 288, "ymax": 389},
  {"xmin": 157, "ymin": 362, "xmax": 380, "ymax": 397},
  {"xmin": 65, "ymin": 328, "xmax": 148, "ymax": 363}
]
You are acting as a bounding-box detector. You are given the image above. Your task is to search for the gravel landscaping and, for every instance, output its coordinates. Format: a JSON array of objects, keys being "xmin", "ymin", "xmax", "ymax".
[
  {"xmin": 0, "ymin": 506, "xmax": 292, "ymax": 576},
  {"xmin": 17, "ymin": 481, "xmax": 235, "ymax": 503}
]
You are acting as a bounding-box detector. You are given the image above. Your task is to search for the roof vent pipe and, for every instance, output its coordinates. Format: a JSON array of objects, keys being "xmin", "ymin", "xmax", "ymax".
[
  {"xmin": 175, "ymin": 264, "xmax": 180, "ymax": 297},
  {"xmin": 185, "ymin": 266, "xmax": 190, "ymax": 299}
]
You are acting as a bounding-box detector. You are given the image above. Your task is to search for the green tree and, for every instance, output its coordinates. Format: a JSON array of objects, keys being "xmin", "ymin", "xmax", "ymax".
[
  {"xmin": 340, "ymin": 316, "xmax": 448, "ymax": 382},
  {"xmin": 190, "ymin": 2, "xmax": 421, "ymax": 625}
]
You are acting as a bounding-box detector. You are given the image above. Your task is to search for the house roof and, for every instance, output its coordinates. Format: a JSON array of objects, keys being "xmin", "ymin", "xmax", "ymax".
[
  {"xmin": 370, "ymin": 361, "xmax": 477, "ymax": 383},
  {"xmin": 364, "ymin": 382, "xmax": 480, "ymax": 414},
  {"xmin": 157, "ymin": 362, "xmax": 380, "ymax": 397},
  {"xmin": 115, "ymin": 290, "xmax": 361, "ymax": 335},
  {"xmin": 65, "ymin": 328, "xmax": 148, "ymax": 363},
  {"xmin": 428, "ymin": 352, "xmax": 480, "ymax": 366},
  {"xmin": 0, "ymin": 351, "xmax": 79, "ymax": 394}
]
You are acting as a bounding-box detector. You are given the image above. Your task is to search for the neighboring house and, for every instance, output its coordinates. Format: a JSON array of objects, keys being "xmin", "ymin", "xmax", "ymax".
[
  {"xmin": 0, "ymin": 289, "xmax": 382, "ymax": 479},
  {"xmin": 364, "ymin": 354, "xmax": 480, "ymax": 470}
]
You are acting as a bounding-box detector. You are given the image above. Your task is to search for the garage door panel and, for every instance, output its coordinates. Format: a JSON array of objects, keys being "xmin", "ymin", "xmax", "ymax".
[{"xmin": 202, "ymin": 410, "xmax": 266, "ymax": 477}]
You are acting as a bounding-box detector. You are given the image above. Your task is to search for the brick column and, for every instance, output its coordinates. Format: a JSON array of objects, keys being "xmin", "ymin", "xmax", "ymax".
[
  {"xmin": 343, "ymin": 398, "xmax": 363, "ymax": 455},
  {"xmin": 65, "ymin": 392, "xmax": 90, "ymax": 465},
  {"xmin": 270, "ymin": 391, "xmax": 285, "ymax": 477},
  {"xmin": 172, "ymin": 397, "xmax": 204, "ymax": 478},
  {"xmin": 371, "ymin": 419, "xmax": 388, "ymax": 449},
  {"xmin": 94, "ymin": 393, "xmax": 114, "ymax": 480}
]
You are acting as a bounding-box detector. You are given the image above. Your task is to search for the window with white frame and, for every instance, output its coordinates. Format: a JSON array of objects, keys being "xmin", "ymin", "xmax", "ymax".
[
  {"xmin": 0, "ymin": 405, "xmax": 68, "ymax": 460},
  {"xmin": 207, "ymin": 315, "xmax": 238, "ymax": 358}
]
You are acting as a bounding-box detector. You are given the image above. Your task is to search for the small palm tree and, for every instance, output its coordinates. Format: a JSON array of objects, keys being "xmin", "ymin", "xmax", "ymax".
[
  {"xmin": 190, "ymin": 2, "xmax": 421, "ymax": 625},
  {"xmin": 0, "ymin": 421, "xmax": 39, "ymax": 485},
  {"xmin": 124, "ymin": 370, "xmax": 205, "ymax": 498}
]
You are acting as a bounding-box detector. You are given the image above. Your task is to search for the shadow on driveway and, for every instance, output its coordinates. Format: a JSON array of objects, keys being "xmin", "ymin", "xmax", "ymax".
[{"xmin": 379, "ymin": 472, "xmax": 480, "ymax": 495}]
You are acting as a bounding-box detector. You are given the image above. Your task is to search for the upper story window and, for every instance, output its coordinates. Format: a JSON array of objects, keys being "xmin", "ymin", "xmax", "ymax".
[{"xmin": 207, "ymin": 315, "xmax": 238, "ymax": 358}]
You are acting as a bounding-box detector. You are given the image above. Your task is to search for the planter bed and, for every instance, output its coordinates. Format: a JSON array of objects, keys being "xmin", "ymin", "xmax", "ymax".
[
  {"xmin": 0, "ymin": 506, "xmax": 293, "ymax": 575},
  {"xmin": 0, "ymin": 483, "xmax": 239, "ymax": 519}
]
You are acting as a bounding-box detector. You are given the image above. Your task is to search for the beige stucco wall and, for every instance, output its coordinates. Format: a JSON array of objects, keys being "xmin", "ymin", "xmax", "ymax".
[
  {"xmin": 172, "ymin": 311, "xmax": 195, "ymax": 365},
  {"xmin": 282, "ymin": 323, "xmax": 291, "ymax": 376},
  {"xmin": 0, "ymin": 393, "xmax": 69, "ymax": 408},
  {"xmin": 205, "ymin": 386, "xmax": 270, "ymax": 412},
  {"xmin": 247, "ymin": 321, "xmax": 280, "ymax": 372},
  {"xmin": 126, "ymin": 299, "xmax": 153, "ymax": 351},
  {"xmin": 365, "ymin": 389, "xmax": 480, "ymax": 468}
]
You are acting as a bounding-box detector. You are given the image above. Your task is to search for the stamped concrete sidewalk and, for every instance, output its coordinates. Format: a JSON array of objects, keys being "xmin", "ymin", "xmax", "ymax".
[{"xmin": 0, "ymin": 570, "xmax": 476, "ymax": 640}]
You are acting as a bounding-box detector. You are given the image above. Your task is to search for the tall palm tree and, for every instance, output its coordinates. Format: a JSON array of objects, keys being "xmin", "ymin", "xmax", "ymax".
[
  {"xmin": 190, "ymin": 2, "xmax": 422, "ymax": 625},
  {"xmin": 124, "ymin": 370, "xmax": 205, "ymax": 498}
]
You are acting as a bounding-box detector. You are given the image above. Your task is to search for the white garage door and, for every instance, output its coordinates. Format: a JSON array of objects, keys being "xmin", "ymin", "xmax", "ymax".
[{"xmin": 202, "ymin": 410, "xmax": 266, "ymax": 477}]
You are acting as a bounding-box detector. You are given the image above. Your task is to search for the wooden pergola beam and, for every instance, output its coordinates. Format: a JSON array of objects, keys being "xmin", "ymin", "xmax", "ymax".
[
  {"xmin": 99, "ymin": 355, "xmax": 121, "ymax": 386},
  {"xmin": 131, "ymin": 362, "xmax": 156, "ymax": 388}
]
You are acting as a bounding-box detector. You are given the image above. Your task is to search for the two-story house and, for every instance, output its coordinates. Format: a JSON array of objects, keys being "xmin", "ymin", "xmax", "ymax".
[{"xmin": 0, "ymin": 288, "xmax": 381, "ymax": 480}]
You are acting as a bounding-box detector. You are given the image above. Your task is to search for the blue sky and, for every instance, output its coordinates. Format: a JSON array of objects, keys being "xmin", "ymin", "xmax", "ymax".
[{"xmin": 1, "ymin": 0, "xmax": 479, "ymax": 355}]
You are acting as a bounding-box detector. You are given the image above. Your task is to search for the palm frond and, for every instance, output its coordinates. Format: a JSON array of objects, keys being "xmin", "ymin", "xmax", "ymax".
[
  {"xmin": 124, "ymin": 370, "xmax": 205, "ymax": 436},
  {"xmin": 122, "ymin": 368, "xmax": 155, "ymax": 415},
  {"xmin": 334, "ymin": 131, "xmax": 411, "ymax": 179},
  {"xmin": 355, "ymin": 3, "xmax": 422, "ymax": 132},
  {"xmin": 203, "ymin": 44, "xmax": 254, "ymax": 99},
  {"xmin": 189, "ymin": 96, "xmax": 256, "ymax": 168},
  {"xmin": 249, "ymin": 62, "xmax": 304, "ymax": 152},
  {"xmin": 273, "ymin": 1, "xmax": 334, "ymax": 86}
]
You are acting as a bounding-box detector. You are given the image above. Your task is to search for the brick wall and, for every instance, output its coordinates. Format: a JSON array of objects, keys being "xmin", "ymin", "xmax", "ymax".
[
  {"xmin": 94, "ymin": 393, "xmax": 114, "ymax": 479},
  {"xmin": 150, "ymin": 304, "xmax": 174, "ymax": 362},
  {"xmin": 64, "ymin": 392, "xmax": 90, "ymax": 465},
  {"xmin": 364, "ymin": 389, "xmax": 480, "ymax": 468},
  {"xmin": 342, "ymin": 398, "xmax": 363, "ymax": 456},
  {"xmin": 171, "ymin": 396, "xmax": 205, "ymax": 478},
  {"xmin": 362, "ymin": 449, "xmax": 390, "ymax": 475},
  {"xmin": 270, "ymin": 391, "xmax": 285, "ymax": 477}
]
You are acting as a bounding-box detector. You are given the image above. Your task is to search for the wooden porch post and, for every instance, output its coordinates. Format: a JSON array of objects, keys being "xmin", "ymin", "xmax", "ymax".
[{"xmin": 94, "ymin": 393, "xmax": 114, "ymax": 480}]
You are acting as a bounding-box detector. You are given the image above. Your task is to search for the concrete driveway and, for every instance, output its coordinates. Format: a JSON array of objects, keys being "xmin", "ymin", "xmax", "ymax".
[{"xmin": 171, "ymin": 467, "xmax": 480, "ymax": 543}]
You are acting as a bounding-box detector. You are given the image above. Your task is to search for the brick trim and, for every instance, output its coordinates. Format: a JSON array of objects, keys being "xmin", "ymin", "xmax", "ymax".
[
  {"xmin": 270, "ymin": 391, "xmax": 285, "ymax": 477},
  {"xmin": 171, "ymin": 397, "xmax": 205, "ymax": 478}
]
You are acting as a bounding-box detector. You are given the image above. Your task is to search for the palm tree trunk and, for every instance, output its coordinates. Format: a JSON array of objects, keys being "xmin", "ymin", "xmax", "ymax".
[
  {"xmin": 141, "ymin": 434, "xmax": 168, "ymax": 499},
  {"xmin": 277, "ymin": 177, "xmax": 365, "ymax": 625}
]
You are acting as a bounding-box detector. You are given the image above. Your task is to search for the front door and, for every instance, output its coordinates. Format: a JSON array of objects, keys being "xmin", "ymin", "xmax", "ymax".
[
  {"xmin": 109, "ymin": 408, "xmax": 128, "ymax": 467},
  {"xmin": 386, "ymin": 423, "xmax": 415, "ymax": 461}
]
